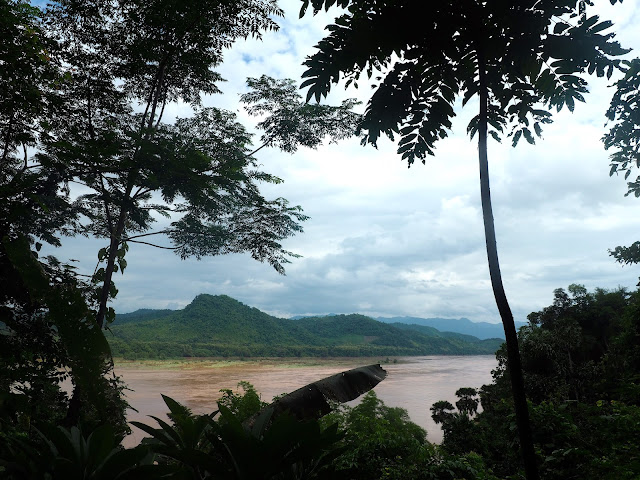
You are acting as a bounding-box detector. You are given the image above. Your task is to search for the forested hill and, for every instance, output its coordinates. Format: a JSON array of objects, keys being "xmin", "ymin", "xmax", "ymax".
[{"xmin": 109, "ymin": 294, "xmax": 503, "ymax": 359}]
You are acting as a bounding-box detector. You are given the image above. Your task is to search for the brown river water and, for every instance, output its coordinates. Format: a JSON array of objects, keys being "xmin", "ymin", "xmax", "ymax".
[{"xmin": 116, "ymin": 355, "xmax": 497, "ymax": 447}]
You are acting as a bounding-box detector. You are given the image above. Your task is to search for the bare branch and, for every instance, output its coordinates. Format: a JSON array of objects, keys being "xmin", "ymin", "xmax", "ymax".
[{"xmin": 124, "ymin": 229, "xmax": 171, "ymax": 241}]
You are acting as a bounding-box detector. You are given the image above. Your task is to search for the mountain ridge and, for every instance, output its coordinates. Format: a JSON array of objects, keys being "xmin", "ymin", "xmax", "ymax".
[
  {"xmin": 376, "ymin": 316, "xmax": 526, "ymax": 340},
  {"xmin": 109, "ymin": 295, "xmax": 504, "ymax": 359}
]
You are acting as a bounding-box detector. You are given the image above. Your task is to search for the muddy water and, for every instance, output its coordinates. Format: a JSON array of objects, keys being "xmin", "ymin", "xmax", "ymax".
[{"xmin": 116, "ymin": 355, "xmax": 497, "ymax": 447}]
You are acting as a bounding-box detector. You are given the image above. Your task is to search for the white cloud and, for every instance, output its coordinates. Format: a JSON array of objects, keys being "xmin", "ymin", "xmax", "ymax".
[{"xmin": 45, "ymin": 1, "xmax": 640, "ymax": 326}]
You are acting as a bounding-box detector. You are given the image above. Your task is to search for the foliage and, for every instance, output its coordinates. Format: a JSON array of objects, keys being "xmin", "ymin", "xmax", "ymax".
[
  {"xmin": 604, "ymin": 58, "xmax": 640, "ymax": 197},
  {"xmin": 323, "ymin": 391, "xmax": 497, "ymax": 480},
  {"xmin": 434, "ymin": 285, "xmax": 640, "ymax": 480},
  {"xmin": 0, "ymin": 0, "xmax": 76, "ymax": 434},
  {"xmin": 129, "ymin": 365, "xmax": 390, "ymax": 479},
  {"xmin": 241, "ymin": 75, "xmax": 361, "ymax": 154},
  {"xmin": 129, "ymin": 394, "xmax": 343, "ymax": 480},
  {"xmin": 604, "ymin": 58, "xmax": 640, "ymax": 274},
  {"xmin": 299, "ymin": 0, "xmax": 627, "ymax": 162},
  {"xmin": 1, "ymin": 0, "xmax": 360, "ymax": 446},
  {"xmin": 322, "ymin": 391, "xmax": 427, "ymax": 478},
  {"xmin": 218, "ymin": 381, "xmax": 267, "ymax": 423},
  {"xmin": 431, "ymin": 389, "xmax": 482, "ymax": 455},
  {"xmin": 0, "ymin": 423, "xmax": 152, "ymax": 479},
  {"xmin": 517, "ymin": 285, "xmax": 633, "ymax": 403},
  {"xmin": 0, "ymin": 240, "xmax": 131, "ymax": 438},
  {"xmin": 33, "ymin": 0, "xmax": 361, "ymax": 330},
  {"xmin": 2, "ymin": 374, "xmax": 502, "ymax": 480}
]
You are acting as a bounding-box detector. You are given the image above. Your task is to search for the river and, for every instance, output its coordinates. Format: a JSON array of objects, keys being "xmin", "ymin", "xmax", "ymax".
[{"xmin": 116, "ymin": 355, "xmax": 497, "ymax": 447}]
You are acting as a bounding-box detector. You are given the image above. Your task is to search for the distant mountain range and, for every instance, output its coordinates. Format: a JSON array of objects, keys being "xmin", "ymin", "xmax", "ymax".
[
  {"xmin": 376, "ymin": 316, "xmax": 525, "ymax": 340},
  {"xmin": 109, "ymin": 295, "xmax": 504, "ymax": 359},
  {"xmin": 291, "ymin": 313, "xmax": 521, "ymax": 340}
]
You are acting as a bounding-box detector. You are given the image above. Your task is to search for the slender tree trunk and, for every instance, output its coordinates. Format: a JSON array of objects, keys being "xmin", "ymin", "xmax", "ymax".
[
  {"xmin": 476, "ymin": 49, "xmax": 539, "ymax": 480},
  {"xmin": 68, "ymin": 208, "xmax": 126, "ymax": 422},
  {"xmin": 95, "ymin": 195, "xmax": 130, "ymax": 329}
]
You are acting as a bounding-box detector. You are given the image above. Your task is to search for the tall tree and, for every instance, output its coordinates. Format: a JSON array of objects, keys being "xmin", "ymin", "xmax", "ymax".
[
  {"xmin": 298, "ymin": 1, "xmax": 627, "ymax": 478},
  {"xmin": 41, "ymin": 0, "xmax": 360, "ymax": 330},
  {"xmin": 0, "ymin": 0, "xmax": 127, "ymax": 434},
  {"xmin": 3, "ymin": 0, "xmax": 361, "ymax": 428}
]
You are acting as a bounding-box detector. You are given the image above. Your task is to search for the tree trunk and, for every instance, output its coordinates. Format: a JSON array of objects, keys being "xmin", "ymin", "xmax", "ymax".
[
  {"xmin": 95, "ymin": 216, "xmax": 126, "ymax": 329},
  {"xmin": 477, "ymin": 49, "xmax": 539, "ymax": 480},
  {"xmin": 95, "ymin": 180, "xmax": 135, "ymax": 328}
]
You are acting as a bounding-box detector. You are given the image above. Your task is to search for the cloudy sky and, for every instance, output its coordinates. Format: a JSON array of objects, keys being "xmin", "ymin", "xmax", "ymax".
[{"xmin": 52, "ymin": 0, "xmax": 640, "ymax": 324}]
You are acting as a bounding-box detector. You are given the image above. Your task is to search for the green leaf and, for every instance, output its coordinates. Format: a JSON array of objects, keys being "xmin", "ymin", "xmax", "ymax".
[
  {"xmin": 117, "ymin": 257, "xmax": 127, "ymax": 274},
  {"xmin": 130, "ymin": 421, "xmax": 176, "ymax": 445},
  {"xmin": 489, "ymin": 130, "xmax": 502, "ymax": 143},
  {"xmin": 147, "ymin": 415, "xmax": 185, "ymax": 447},
  {"xmin": 162, "ymin": 395, "xmax": 192, "ymax": 418},
  {"xmin": 566, "ymin": 95, "xmax": 575, "ymax": 112},
  {"xmin": 522, "ymin": 128, "xmax": 535, "ymax": 145},
  {"xmin": 512, "ymin": 130, "xmax": 523, "ymax": 147},
  {"xmin": 534, "ymin": 122, "xmax": 543, "ymax": 137},
  {"xmin": 581, "ymin": 15, "xmax": 600, "ymax": 31},
  {"xmin": 591, "ymin": 20, "xmax": 613, "ymax": 33},
  {"xmin": 609, "ymin": 164, "xmax": 618, "ymax": 176},
  {"xmin": 87, "ymin": 424, "xmax": 116, "ymax": 464}
]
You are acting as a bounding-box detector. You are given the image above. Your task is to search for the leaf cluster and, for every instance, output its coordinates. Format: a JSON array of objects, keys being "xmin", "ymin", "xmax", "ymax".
[
  {"xmin": 1, "ymin": 424, "xmax": 152, "ymax": 479},
  {"xmin": 130, "ymin": 383, "xmax": 350, "ymax": 479},
  {"xmin": 242, "ymin": 75, "xmax": 362, "ymax": 153},
  {"xmin": 434, "ymin": 284, "xmax": 640, "ymax": 479},
  {"xmin": 604, "ymin": 58, "xmax": 640, "ymax": 196},
  {"xmin": 300, "ymin": 0, "xmax": 629, "ymax": 165}
]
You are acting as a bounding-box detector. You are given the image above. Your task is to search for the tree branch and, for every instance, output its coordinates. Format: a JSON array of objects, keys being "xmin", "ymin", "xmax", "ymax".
[
  {"xmin": 127, "ymin": 239, "xmax": 176, "ymax": 249},
  {"xmin": 124, "ymin": 229, "xmax": 171, "ymax": 241}
]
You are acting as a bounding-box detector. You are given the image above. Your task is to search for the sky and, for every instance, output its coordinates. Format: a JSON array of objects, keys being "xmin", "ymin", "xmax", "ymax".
[{"xmin": 50, "ymin": 0, "xmax": 640, "ymax": 324}]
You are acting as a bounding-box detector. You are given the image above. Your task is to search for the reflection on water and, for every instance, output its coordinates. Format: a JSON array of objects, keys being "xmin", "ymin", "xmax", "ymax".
[{"xmin": 117, "ymin": 355, "xmax": 497, "ymax": 447}]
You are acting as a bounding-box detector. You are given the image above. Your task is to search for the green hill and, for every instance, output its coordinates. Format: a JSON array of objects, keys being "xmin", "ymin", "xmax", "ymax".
[{"xmin": 108, "ymin": 295, "xmax": 503, "ymax": 359}]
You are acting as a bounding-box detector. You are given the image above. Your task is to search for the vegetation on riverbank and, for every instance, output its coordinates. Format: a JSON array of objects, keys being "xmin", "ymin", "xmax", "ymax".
[
  {"xmin": 112, "ymin": 356, "xmax": 405, "ymax": 369},
  {"xmin": 4, "ymin": 285, "xmax": 639, "ymax": 479},
  {"xmin": 431, "ymin": 285, "xmax": 640, "ymax": 479}
]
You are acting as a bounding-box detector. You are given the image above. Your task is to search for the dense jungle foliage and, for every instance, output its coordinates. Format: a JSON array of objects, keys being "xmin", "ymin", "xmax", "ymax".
[
  {"xmin": 432, "ymin": 285, "xmax": 640, "ymax": 480},
  {"xmin": 2, "ymin": 284, "xmax": 639, "ymax": 479}
]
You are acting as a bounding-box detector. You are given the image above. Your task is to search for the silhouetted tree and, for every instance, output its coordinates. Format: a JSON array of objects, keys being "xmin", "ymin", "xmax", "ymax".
[{"xmin": 298, "ymin": 1, "xmax": 628, "ymax": 477}]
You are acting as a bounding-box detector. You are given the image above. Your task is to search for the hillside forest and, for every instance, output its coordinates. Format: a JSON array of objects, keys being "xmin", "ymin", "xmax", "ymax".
[
  {"xmin": 2, "ymin": 0, "xmax": 640, "ymax": 479},
  {"xmin": 108, "ymin": 294, "xmax": 504, "ymax": 358}
]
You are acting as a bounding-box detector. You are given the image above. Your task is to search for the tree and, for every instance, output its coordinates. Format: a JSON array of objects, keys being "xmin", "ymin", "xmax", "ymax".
[
  {"xmin": 1, "ymin": 0, "xmax": 128, "ymax": 435},
  {"xmin": 431, "ymin": 391, "xmax": 480, "ymax": 456},
  {"xmin": 297, "ymin": 1, "xmax": 628, "ymax": 478},
  {"xmin": 2, "ymin": 0, "xmax": 361, "ymax": 431},
  {"xmin": 434, "ymin": 286, "xmax": 640, "ymax": 480},
  {"xmin": 40, "ymin": 0, "xmax": 361, "ymax": 330}
]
